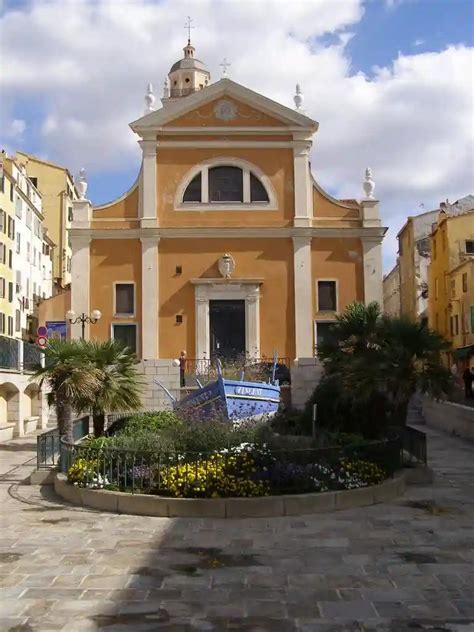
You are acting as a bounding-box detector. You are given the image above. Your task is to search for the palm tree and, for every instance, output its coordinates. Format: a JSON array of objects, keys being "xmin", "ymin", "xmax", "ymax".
[
  {"xmin": 32, "ymin": 339, "xmax": 102, "ymax": 442},
  {"xmin": 78, "ymin": 340, "xmax": 143, "ymax": 436},
  {"xmin": 315, "ymin": 302, "xmax": 453, "ymax": 432}
]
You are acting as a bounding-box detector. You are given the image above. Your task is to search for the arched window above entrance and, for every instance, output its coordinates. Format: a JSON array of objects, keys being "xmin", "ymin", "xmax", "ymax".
[{"xmin": 177, "ymin": 158, "xmax": 275, "ymax": 210}]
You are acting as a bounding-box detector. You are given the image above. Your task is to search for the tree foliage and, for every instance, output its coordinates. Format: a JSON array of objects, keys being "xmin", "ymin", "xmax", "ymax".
[
  {"xmin": 303, "ymin": 302, "xmax": 453, "ymax": 437},
  {"xmin": 32, "ymin": 339, "xmax": 143, "ymax": 440}
]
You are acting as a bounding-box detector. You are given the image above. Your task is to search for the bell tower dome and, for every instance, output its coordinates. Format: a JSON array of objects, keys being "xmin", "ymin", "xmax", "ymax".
[{"xmin": 162, "ymin": 22, "xmax": 211, "ymax": 105}]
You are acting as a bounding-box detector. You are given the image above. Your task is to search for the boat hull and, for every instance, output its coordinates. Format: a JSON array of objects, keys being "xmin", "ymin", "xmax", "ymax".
[{"xmin": 177, "ymin": 377, "xmax": 280, "ymax": 422}]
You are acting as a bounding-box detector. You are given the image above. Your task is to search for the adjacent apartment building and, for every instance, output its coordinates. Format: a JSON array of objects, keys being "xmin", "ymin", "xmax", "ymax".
[
  {"xmin": 428, "ymin": 197, "xmax": 474, "ymax": 369},
  {"xmin": 16, "ymin": 151, "xmax": 77, "ymax": 290},
  {"xmin": 383, "ymin": 262, "xmax": 401, "ymax": 318},
  {"xmin": 0, "ymin": 154, "xmax": 54, "ymax": 341},
  {"xmin": 396, "ymin": 208, "xmax": 439, "ymax": 325}
]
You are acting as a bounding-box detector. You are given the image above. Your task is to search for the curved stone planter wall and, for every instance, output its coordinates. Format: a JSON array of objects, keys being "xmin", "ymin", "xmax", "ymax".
[{"xmin": 54, "ymin": 472, "xmax": 405, "ymax": 518}]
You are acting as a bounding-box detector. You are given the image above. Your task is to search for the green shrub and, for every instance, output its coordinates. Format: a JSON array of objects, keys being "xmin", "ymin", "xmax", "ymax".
[{"xmin": 300, "ymin": 374, "xmax": 390, "ymax": 439}]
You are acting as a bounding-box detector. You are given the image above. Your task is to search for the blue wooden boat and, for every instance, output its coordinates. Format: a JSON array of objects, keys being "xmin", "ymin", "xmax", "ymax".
[{"xmin": 154, "ymin": 356, "xmax": 281, "ymax": 422}]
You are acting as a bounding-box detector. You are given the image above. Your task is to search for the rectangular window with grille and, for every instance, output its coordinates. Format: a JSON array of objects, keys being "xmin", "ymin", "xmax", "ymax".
[
  {"xmin": 8, "ymin": 282, "xmax": 13, "ymax": 303},
  {"xmin": 466, "ymin": 241, "xmax": 474, "ymax": 255},
  {"xmin": 114, "ymin": 283, "xmax": 134, "ymax": 315},
  {"xmin": 0, "ymin": 278, "xmax": 5, "ymax": 299},
  {"xmin": 317, "ymin": 280, "xmax": 337, "ymax": 312},
  {"xmin": 463, "ymin": 273, "xmax": 468, "ymax": 293},
  {"xmin": 8, "ymin": 316, "xmax": 13, "ymax": 336},
  {"xmin": 112, "ymin": 324, "xmax": 137, "ymax": 354},
  {"xmin": 314, "ymin": 321, "xmax": 337, "ymax": 354},
  {"xmin": 0, "ymin": 210, "xmax": 5, "ymax": 233},
  {"xmin": 0, "ymin": 312, "xmax": 5, "ymax": 334}
]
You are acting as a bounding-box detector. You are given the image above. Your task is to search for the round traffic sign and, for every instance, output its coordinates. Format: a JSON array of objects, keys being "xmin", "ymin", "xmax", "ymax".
[
  {"xmin": 36, "ymin": 336, "xmax": 47, "ymax": 347},
  {"xmin": 37, "ymin": 326, "xmax": 48, "ymax": 337}
]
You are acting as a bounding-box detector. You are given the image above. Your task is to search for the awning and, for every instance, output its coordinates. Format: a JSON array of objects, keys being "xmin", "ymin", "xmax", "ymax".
[{"xmin": 454, "ymin": 345, "xmax": 474, "ymax": 359}]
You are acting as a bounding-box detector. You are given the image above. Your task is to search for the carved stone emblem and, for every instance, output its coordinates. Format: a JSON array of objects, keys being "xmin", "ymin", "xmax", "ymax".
[
  {"xmin": 214, "ymin": 99, "xmax": 237, "ymax": 121},
  {"xmin": 218, "ymin": 253, "xmax": 235, "ymax": 278}
]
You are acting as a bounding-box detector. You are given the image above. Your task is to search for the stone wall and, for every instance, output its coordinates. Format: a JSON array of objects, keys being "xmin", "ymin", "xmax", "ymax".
[
  {"xmin": 422, "ymin": 396, "xmax": 474, "ymax": 441},
  {"xmin": 140, "ymin": 360, "xmax": 181, "ymax": 411},
  {"xmin": 0, "ymin": 370, "xmax": 49, "ymax": 439},
  {"xmin": 290, "ymin": 358, "xmax": 323, "ymax": 411}
]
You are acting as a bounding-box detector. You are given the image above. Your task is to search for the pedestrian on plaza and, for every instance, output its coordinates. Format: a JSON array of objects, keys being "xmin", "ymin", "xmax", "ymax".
[
  {"xmin": 462, "ymin": 367, "xmax": 473, "ymax": 399},
  {"xmin": 179, "ymin": 350, "xmax": 187, "ymax": 388}
]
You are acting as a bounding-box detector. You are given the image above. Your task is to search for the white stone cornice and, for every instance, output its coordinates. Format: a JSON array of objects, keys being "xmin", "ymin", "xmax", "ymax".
[
  {"xmin": 70, "ymin": 226, "xmax": 387, "ymax": 240},
  {"xmin": 156, "ymin": 140, "xmax": 306, "ymax": 149},
  {"xmin": 157, "ymin": 126, "xmax": 313, "ymax": 135}
]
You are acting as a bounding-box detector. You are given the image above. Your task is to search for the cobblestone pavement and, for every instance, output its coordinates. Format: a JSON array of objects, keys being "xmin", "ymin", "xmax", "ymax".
[{"xmin": 1, "ymin": 427, "xmax": 473, "ymax": 632}]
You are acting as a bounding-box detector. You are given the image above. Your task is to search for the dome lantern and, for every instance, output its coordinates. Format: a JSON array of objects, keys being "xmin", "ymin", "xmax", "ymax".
[{"xmin": 161, "ymin": 18, "xmax": 211, "ymax": 105}]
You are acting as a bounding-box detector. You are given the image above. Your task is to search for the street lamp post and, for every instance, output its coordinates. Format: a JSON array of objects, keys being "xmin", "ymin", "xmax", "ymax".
[{"xmin": 66, "ymin": 309, "xmax": 102, "ymax": 340}]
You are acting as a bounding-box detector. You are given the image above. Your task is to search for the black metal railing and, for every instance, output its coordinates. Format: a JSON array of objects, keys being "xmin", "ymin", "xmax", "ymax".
[
  {"xmin": 60, "ymin": 437, "xmax": 402, "ymax": 496},
  {"xmin": 0, "ymin": 335, "xmax": 19, "ymax": 369},
  {"xmin": 182, "ymin": 357, "xmax": 292, "ymax": 387},
  {"xmin": 36, "ymin": 413, "xmax": 130, "ymax": 469},
  {"xmin": 37, "ymin": 416, "xmax": 90, "ymax": 469},
  {"xmin": 403, "ymin": 425, "xmax": 427, "ymax": 465}
]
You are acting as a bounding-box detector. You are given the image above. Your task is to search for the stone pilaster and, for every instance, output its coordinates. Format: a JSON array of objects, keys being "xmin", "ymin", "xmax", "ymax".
[
  {"xmin": 70, "ymin": 235, "xmax": 91, "ymax": 340},
  {"xmin": 293, "ymin": 236, "xmax": 314, "ymax": 359},
  {"xmin": 140, "ymin": 237, "xmax": 159, "ymax": 359},
  {"xmin": 139, "ymin": 139, "xmax": 158, "ymax": 228},
  {"xmin": 293, "ymin": 140, "xmax": 313, "ymax": 228},
  {"xmin": 362, "ymin": 237, "xmax": 384, "ymax": 308}
]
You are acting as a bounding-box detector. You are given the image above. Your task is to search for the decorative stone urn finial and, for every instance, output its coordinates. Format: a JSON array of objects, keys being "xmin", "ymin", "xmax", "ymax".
[
  {"xmin": 218, "ymin": 253, "xmax": 235, "ymax": 279},
  {"xmin": 144, "ymin": 82, "xmax": 156, "ymax": 114},
  {"xmin": 363, "ymin": 167, "xmax": 375, "ymax": 199},
  {"xmin": 163, "ymin": 78, "xmax": 170, "ymax": 99},
  {"xmin": 77, "ymin": 168, "xmax": 88, "ymax": 200},
  {"xmin": 294, "ymin": 84, "xmax": 304, "ymax": 111}
]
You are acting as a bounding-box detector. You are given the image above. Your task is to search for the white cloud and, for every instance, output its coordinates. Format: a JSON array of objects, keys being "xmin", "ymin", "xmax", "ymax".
[
  {"xmin": 0, "ymin": 0, "xmax": 472, "ymax": 271},
  {"xmin": 5, "ymin": 118, "xmax": 26, "ymax": 138},
  {"xmin": 413, "ymin": 38, "xmax": 424, "ymax": 47}
]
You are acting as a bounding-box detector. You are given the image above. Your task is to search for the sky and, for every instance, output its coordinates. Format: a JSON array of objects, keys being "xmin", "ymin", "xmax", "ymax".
[{"xmin": 1, "ymin": 0, "xmax": 473, "ymax": 271}]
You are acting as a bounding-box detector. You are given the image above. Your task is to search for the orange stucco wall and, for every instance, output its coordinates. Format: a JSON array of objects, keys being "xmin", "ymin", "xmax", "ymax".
[
  {"xmin": 164, "ymin": 98, "xmax": 285, "ymax": 128},
  {"xmin": 90, "ymin": 239, "xmax": 142, "ymax": 355},
  {"xmin": 158, "ymin": 238, "xmax": 295, "ymax": 360},
  {"xmin": 156, "ymin": 147, "xmax": 294, "ymax": 227},
  {"xmin": 313, "ymin": 187, "xmax": 360, "ymax": 219},
  {"xmin": 92, "ymin": 185, "xmax": 139, "ymax": 219},
  {"xmin": 37, "ymin": 290, "xmax": 71, "ymax": 329},
  {"xmin": 311, "ymin": 238, "xmax": 364, "ymax": 313}
]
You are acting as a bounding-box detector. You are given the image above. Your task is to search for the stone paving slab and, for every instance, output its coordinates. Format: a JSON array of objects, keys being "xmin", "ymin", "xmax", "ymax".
[{"xmin": 1, "ymin": 425, "xmax": 474, "ymax": 631}]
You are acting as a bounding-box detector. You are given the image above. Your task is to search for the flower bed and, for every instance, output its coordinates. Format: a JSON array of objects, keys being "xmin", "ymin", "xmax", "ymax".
[{"xmin": 64, "ymin": 440, "xmax": 396, "ymax": 499}]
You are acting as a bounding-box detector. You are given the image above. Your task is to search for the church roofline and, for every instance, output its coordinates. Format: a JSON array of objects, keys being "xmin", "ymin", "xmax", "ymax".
[
  {"xmin": 311, "ymin": 174, "xmax": 361, "ymax": 211},
  {"xmin": 130, "ymin": 78, "xmax": 318, "ymax": 133},
  {"xmin": 92, "ymin": 164, "xmax": 142, "ymax": 211}
]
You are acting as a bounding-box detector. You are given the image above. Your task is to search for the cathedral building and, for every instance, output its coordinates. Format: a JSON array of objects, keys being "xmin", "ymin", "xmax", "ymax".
[{"xmin": 69, "ymin": 38, "xmax": 386, "ymax": 369}]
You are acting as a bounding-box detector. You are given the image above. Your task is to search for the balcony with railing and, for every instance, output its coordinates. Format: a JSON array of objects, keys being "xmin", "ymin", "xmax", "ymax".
[{"xmin": 0, "ymin": 335, "xmax": 43, "ymax": 372}]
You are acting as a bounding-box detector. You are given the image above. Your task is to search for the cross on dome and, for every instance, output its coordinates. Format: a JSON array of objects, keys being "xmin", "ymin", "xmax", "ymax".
[{"xmin": 184, "ymin": 15, "xmax": 194, "ymax": 45}]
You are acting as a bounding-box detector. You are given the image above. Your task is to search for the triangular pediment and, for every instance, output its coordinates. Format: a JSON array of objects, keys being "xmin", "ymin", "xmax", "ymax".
[{"xmin": 130, "ymin": 79, "xmax": 318, "ymax": 133}]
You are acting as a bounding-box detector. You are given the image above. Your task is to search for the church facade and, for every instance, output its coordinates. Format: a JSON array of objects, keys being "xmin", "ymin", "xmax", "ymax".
[{"xmin": 70, "ymin": 40, "xmax": 386, "ymax": 366}]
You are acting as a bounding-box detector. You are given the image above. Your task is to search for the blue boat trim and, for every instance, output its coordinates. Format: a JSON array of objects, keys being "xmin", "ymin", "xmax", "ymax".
[{"xmin": 154, "ymin": 356, "xmax": 282, "ymax": 422}]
